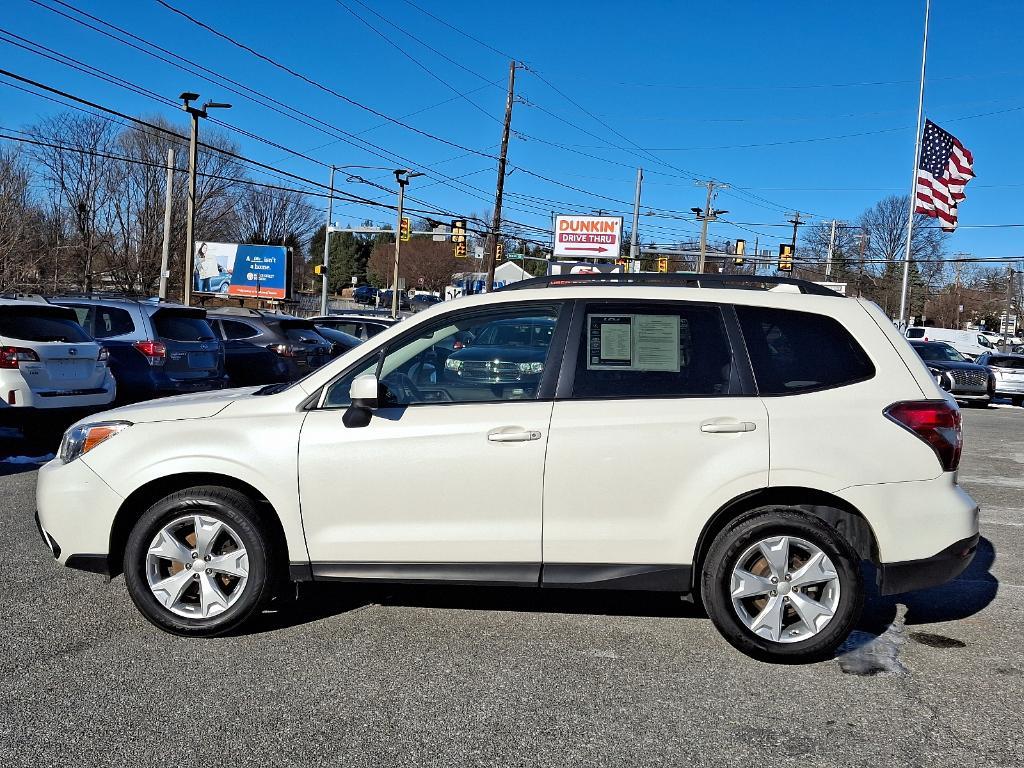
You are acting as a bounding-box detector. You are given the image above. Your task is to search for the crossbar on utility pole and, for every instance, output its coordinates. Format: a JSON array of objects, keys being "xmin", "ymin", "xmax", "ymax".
[
  {"xmin": 158, "ymin": 148, "xmax": 174, "ymax": 302},
  {"xmin": 320, "ymin": 166, "xmax": 335, "ymax": 316},
  {"xmin": 484, "ymin": 60, "xmax": 517, "ymax": 293}
]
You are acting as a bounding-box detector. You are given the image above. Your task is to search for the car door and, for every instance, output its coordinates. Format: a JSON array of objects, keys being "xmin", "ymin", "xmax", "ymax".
[
  {"xmin": 541, "ymin": 300, "xmax": 769, "ymax": 588},
  {"xmin": 298, "ymin": 300, "xmax": 570, "ymax": 582}
]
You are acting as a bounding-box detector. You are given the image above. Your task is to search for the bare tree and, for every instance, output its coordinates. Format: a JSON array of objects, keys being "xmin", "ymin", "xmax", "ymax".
[
  {"xmin": 0, "ymin": 146, "xmax": 39, "ymax": 290},
  {"xmin": 236, "ymin": 186, "xmax": 318, "ymax": 246},
  {"xmin": 28, "ymin": 113, "xmax": 118, "ymax": 292}
]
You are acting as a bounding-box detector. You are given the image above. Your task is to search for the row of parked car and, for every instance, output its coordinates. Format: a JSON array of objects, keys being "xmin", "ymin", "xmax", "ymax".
[
  {"xmin": 352, "ymin": 284, "xmax": 443, "ymax": 313},
  {"xmin": 905, "ymin": 326, "xmax": 1024, "ymax": 407},
  {"xmin": 0, "ymin": 295, "xmax": 404, "ymax": 438}
]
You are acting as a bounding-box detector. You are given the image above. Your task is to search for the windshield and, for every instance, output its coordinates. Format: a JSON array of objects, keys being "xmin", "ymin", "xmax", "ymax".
[
  {"xmin": 914, "ymin": 343, "xmax": 967, "ymax": 363},
  {"xmin": 476, "ymin": 320, "xmax": 553, "ymax": 347}
]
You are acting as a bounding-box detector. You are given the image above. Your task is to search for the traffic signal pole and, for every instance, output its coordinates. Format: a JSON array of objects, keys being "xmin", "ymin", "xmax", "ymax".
[{"xmin": 319, "ymin": 165, "xmax": 335, "ymax": 316}]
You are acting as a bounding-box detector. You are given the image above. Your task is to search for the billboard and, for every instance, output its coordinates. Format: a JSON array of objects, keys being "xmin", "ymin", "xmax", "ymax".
[
  {"xmin": 193, "ymin": 242, "xmax": 291, "ymax": 299},
  {"xmin": 553, "ymin": 215, "xmax": 623, "ymax": 259}
]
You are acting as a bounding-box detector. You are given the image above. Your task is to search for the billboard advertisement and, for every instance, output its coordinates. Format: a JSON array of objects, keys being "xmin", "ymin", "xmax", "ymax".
[
  {"xmin": 553, "ymin": 215, "xmax": 623, "ymax": 259},
  {"xmin": 193, "ymin": 242, "xmax": 291, "ymax": 299}
]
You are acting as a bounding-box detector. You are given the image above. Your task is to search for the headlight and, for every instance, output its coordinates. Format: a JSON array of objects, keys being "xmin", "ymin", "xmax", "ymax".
[
  {"xmin": 517, "ymin": 362, "xmax": 544, "ymax": 374},
  {"xmin": 445, "ymin": 358, "xmax": 463, "ymax": 371},
  {"xmin": 59, "ymin": 421, "xmax": 132, "ymax": 464}
]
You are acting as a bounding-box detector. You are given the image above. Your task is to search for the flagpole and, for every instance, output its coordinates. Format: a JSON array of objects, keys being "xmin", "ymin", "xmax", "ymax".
[{"xmin": 898, "ymin": 0, "xmax": 931, "ymax": 327}]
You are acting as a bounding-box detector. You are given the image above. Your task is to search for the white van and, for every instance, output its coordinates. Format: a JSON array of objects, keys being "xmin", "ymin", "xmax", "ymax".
[{"xmin": 905, "ymin": 326, "xmax": 995, "ymax": 359}]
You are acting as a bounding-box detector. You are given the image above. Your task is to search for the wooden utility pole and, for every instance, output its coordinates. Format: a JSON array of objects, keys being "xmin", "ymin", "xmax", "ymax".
[{"xmin": 484, "ymin": 61, "xmax": 518, "ymax": 293}]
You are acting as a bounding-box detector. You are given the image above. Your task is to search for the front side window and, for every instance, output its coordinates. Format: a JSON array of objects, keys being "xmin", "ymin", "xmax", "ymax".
[
  {"xmin": 323, "ymin": 304, "xmax": 562, "ymax": 408},
  {"xmin": 737, "ymin": 306, "xmax": 874, "ymax": 395},
  {"xmin": 570, "ymin": 303, "xmax": 735, "ymax": 399}
]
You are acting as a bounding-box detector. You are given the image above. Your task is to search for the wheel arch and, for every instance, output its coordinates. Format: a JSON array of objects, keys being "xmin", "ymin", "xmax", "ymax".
[
  {"xmin": 691, "ymin": 486, "xmax": 879, "ymax": 593},
  {"xmin": 108, "ymin": 472, "xmax": 290, "ymax": 581}
]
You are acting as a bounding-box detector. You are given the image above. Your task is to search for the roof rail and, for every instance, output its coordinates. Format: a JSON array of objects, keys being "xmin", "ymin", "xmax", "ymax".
[{"xmin": 496, "ymin": 272, "xmax": 842, "ymax": 297}]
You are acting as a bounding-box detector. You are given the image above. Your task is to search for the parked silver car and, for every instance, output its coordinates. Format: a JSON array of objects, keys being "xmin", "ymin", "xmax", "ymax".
[{"xmin": 976, "ymin": 352, "xmax": 1024, "ymax": 407}]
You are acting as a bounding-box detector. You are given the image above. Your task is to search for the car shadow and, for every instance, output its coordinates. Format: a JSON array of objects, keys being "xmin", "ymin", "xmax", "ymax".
[
  {"xmin": 245, "ymin": 582, "xmax": 703, "ymax": 635},
  {"xmin": 859, "ymin": 535, "xmax": 999, "ymax": 633}
]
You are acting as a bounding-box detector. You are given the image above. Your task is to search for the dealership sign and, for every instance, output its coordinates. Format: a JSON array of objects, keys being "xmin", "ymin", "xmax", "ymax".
[
  {"xmin": 553, "ymin": 215, "xmax": 623, "ymax": 259},
  {"xmin": 194, "ymin": 242, "xmax": 291, "ymax": 299}
]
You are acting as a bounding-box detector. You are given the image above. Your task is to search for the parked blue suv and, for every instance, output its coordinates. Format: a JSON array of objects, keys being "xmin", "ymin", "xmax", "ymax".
[{"xmin": 53, "ymin": 297, "xmax": 227, "ymax": 403}]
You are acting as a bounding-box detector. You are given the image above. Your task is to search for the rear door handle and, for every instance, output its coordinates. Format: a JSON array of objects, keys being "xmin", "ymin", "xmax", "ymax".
[
  {"xmin": 700, "ymin": 420, "xmax": 756, "ymax": 434},
  {"xmin": 488, "ymin": 428, "xmax": 542, "ymax": 443}
]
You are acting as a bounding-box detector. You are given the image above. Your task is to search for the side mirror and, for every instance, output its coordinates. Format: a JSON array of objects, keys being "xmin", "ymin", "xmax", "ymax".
[{"xmin": 343, "ymin": 373, "xmax": 379, "ymax": 428}]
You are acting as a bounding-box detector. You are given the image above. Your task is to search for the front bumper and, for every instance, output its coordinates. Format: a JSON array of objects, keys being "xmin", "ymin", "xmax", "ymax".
[
  {"xmin": 36, "ymin": 455, "xmax": 123, "ymax": 569},
  {"xmin": 877, "ymin": 533, "xmax": 979, "ymax": 595}
]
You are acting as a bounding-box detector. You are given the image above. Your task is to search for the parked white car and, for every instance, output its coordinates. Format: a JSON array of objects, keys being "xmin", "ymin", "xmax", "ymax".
[
  {"xmin": 0, "ymin": 298, "xmax": 115, "ymax": 432},
  {"xmin": 36, "ymin": 275, "xmax": 979, "ymax": 662},
  {"xmin": 905, "ymin": 326, "xmax": 995, "ymax": 360}
]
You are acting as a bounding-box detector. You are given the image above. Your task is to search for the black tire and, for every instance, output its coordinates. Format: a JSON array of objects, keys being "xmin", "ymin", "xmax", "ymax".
[
  {"xmin": 701, "ymin": 507, "xmax": 863, "ymax": 663},
  {"xmin": 124, "ymin": 486, "xmax": 272, "ymax": 637}
]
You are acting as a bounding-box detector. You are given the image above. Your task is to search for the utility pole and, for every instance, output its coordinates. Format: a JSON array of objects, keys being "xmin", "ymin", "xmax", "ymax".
[
  {"xmin": 630, "ymin": 167, "xmax": 642, "ymax": 273},
  {"xmin": 158, "ymin": 148, "xmax": 174, "ymax": 302},
  {"xmin": 857, "ymin": 229, "xmax": 869, "ymax": 298},
  {"xmin": 693, "ymin": 180, "xmax": 727, "ymax": 273},
  {"xmin": 953, "ymin": 256, "xmax": 964, "ymax": 329},
  {"xmin": 825, "ymin": 219, "xmax": 837, "ymax": 278},
  {"xmin": 484, "ymin": 60, "xmax": 518, "ymax": 293},
  {"xmin": 391, "ymin": 170, "xmax": 421, "ymax": 318},
  {"xmin": 1003, "ymin": 266, "xmax": 1016, "ymax": 351},
  {"xmin": 180, "ymin": 92, "xmax": 231, "ymax": 306},
  {"xmin": 788, "ymin": 212, "xmax": 805, "ymax": 251},
  {"xmin": 320, "ymin": 166, "xmax": 335, "ymax": 316}
]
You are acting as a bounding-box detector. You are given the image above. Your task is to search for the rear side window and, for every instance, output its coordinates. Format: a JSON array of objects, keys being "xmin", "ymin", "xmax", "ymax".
[
  {"xmin": 737, "ymin": 306, "xmax": 874, "ymax": 395},
  {"xmin": 92, "ymin": 306, "xmax": 136, "ymax": 338},
  {"xmin": 0, "ymin": 309, "xmax": 92, "ymax": 343},
  {"xmin": 906, "ymin": 328, "xmax": 925, "ymax": 338},
  {"xmin": 220, "ymin": 320, "xmax": 259, "ymax": 340},
  {"xmin": 153, "ymin": 313, "xmax": 216, "ymax": 342},
  {"xmin": 571, "ymin": 303, "xmax": 736, "ymax": 399}
]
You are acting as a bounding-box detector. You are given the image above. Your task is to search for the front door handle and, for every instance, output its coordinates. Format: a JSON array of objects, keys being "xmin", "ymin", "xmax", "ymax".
[
  {"xmin": 487, "ymin": 428, "xmax": 542, "ymax": 443},
  {"xmin": 700, "ymin": 420, "xmax": 756, "ymax": 434}
]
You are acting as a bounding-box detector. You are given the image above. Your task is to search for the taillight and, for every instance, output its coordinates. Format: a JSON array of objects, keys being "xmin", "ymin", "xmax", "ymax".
[
  {"xmin": 133, "ymin": 340, "xmax": 167, "ymax": 366},
  {"xmin": 98, "ymin": 347, "xmax": 109, "ymax": 362},
  {"xmin": 884, "ymin": 400, "xmax": 962, "ymax": 472},
  {"xmin": 0, "ymin": 346, "xmax": 40, "ymax": 369}
]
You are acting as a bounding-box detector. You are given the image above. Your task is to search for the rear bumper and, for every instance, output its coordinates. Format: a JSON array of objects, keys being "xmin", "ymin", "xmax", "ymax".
[{"xmin": 877, "ymin": 533, "xmax": 979, "ymax": 595}]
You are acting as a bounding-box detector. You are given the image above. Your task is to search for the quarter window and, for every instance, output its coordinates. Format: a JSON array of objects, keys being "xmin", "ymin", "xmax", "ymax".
[
  {"xmin": 570, "ymin": 303, "xmax": 736, "ymax": 399},
  {"xmin": 736, "ymin": 306, "xmax": 874, "ymax": 395}
]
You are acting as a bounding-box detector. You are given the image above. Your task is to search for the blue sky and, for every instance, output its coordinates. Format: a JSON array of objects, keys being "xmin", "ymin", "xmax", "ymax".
[{"xmin": 4, "ymin": 0, "xmax": 1024, "ymax": 259}]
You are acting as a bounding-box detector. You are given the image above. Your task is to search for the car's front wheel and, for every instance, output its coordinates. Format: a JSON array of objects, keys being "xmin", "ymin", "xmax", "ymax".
[
  {"xmin": 124, "ymin": 486, "xmax": 271, "ymax": 636},
  {"xmin": 701, "ymin": 508, "xmax": 863, "ymax": 663}
]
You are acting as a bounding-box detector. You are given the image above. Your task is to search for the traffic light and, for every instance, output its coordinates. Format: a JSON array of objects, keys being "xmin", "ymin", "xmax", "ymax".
[
  {"xmin": 313, "ymin": 264, "xmax": 324, "ymax": 276},
  {"xmin": 451, "ymin": 219, "xmax": 467, "ymax": 257},
  {"xmin": 733, "ymin": 239, "xmax": 746, "ymax": 267},
  {"xmin": 615, "ymin": 258, "xmax": 627, "ymax": 269},
  {"xmin": 657, "ymin": 257, "xmax": 669, "ymax": 273},
  {"xmin": 778, "ymin": 243, "xmax": 794, "ymax": 272},
  {"xmin": 400, "ymin": 217, "xmax": 411, "ymax": 242},
  {"xmin": 496, "ymin": 242, "xmax": 504, "ymax": 260}
]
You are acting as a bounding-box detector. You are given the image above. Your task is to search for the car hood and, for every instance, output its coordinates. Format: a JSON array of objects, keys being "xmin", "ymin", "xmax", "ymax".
[
  {"xmin": 922, "ymin": 360, "xmax": 988, "ymax": 372},
  {"xmin": 88, "ymin": 386, "xmax": 261, "ymax": 424},
  {"xmin": 447, "ymin": 346, "xmax": 547, "ymax": 363}
]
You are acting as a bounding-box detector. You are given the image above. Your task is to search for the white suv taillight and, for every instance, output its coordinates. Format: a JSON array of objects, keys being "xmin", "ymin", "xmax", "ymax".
[
  {"xmin": 0, "ymin": 346, "xmax": 40, "ymax": 369},
  {"xmin": 132, "ymin": 340, "xmax": 167, "ymax": 366},
  {"xmin": 884, "ymin": 400, "xmax": 962, "ymax": 472}
]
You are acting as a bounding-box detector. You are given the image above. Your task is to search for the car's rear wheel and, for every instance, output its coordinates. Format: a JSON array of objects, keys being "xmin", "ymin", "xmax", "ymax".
[
  {"xmin": 124, "ymin": 486, "xmax": 271, "ymax": 636},
  {"xmin": 701, "ymin": 508, "xmax": 863, "ymax": 663}
]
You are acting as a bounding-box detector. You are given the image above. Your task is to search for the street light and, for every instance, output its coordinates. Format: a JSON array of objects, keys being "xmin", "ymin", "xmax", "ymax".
[
  {"xmin": 180, "ymin": 92, "xmax": 231, "ymax": 306},
  {"xmin": 390, "ymin": 169, "xmax": 423, "ymax": 318}
]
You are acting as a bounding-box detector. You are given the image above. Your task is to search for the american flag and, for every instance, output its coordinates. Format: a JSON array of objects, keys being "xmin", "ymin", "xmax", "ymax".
[{"xmin": 915, "ymin": 119, "xmax": 975, "ymax": 232}]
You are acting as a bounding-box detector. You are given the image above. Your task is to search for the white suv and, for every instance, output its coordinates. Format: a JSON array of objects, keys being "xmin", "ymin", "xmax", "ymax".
[
  {"xmin": 0, "ymin": 298, "xmax": 115, "ymax": 432},
  {"xmin": 36, "ymin": 275, "xmax": 979, "ymax": 662}
]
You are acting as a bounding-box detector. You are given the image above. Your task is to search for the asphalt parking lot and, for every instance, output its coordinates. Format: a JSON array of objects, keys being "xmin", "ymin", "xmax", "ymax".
[{"xmin": 1, "ymin": 407, "xmax": 1022, "ymax": 768}]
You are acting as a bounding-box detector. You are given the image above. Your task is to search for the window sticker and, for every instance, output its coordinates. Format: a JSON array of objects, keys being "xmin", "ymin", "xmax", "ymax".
[{"xmin": 587, "ymin": 314, "xmax": 680, "ymax": 372}]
